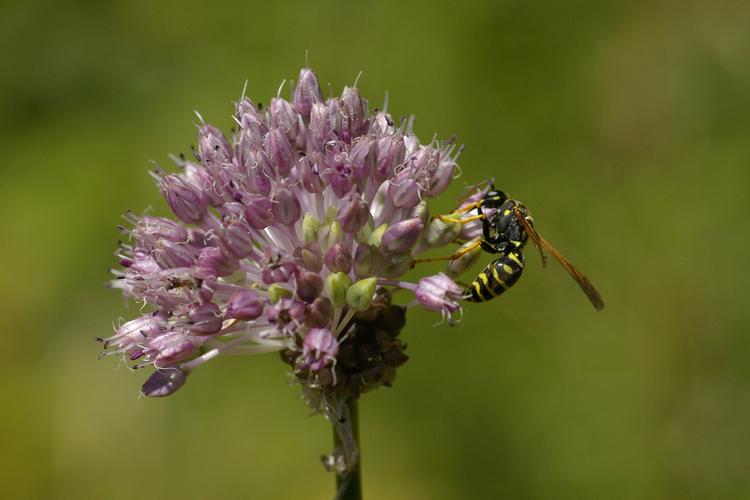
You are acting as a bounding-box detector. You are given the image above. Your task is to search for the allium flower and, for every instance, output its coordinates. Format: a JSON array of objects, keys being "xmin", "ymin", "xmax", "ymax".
[
  {"xmin": 414, "ymin": 273, "xmax": 464, "ymax": 322},
  {"xmin": 100, "ymin": 67, "xmax": 469, "ymax": 477}
]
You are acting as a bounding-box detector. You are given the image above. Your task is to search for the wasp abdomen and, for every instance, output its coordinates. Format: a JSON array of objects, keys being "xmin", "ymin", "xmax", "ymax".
[{"xmin": 466, "ymin": 250, "xmax": 525, "ymax": 302}]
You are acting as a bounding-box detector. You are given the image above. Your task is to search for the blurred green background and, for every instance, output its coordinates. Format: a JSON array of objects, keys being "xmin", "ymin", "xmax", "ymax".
[{"xmin": 2, "ymin": 0, "xmax": 749, "ymax": 498}]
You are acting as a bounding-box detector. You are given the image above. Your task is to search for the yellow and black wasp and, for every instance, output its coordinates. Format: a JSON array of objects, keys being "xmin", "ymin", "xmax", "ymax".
[{"xmin": 426, "ymin": 182, "xmax": 604, "ymax": 311}]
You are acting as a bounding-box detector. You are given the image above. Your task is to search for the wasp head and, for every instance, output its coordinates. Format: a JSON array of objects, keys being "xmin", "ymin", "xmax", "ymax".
[{"xmin": 482, "ymin": 184, "xmax": 508, "ymax": 209}]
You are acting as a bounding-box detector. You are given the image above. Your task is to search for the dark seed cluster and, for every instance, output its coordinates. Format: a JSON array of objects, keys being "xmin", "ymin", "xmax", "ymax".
[{"xmin": 282, "ymin": 295, "xmax": 409, "ymax": 400}]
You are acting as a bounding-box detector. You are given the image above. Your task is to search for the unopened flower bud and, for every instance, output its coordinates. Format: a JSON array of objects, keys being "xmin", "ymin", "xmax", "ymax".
[
  {"xmin": 297, "ymin": 271, "xmax": 324, "ymax": 302},
  {"xmin": 142, "ymin": 369, "xmax": 188, "ymax": 398},
  {"xmin": 198, "ymin": 124, "xmax": 232, "ymax": 167},
  {"xmin": 107, "ymin": 314, "xmax": 167, "ymax": 351},
  {"xmin": 226, "ymin": 289, "xmax": 263, "ymax": 320},
  {"xmin": 303, "ymin": 213, "xmax": 321, "ymax": 243},
  {"xmin": 324, "ymin": 242, "xmax": 352, "ymax": 273},
  {"xmin": 269, "ymin": 97, "xmax": 299, "ymax": 140},
  {"xmin": 327, "ymin": 220, "xmax": 344, "ymax": 248},
  {"xmin": 151, "ymin": 332, "xmax": 195, "ymax": 365},
  {"xmin": 293, "ymin": 68, "xmax": 323, "ymax": 118},
  {"xmin": 353, "ymin": 244, "xmax": 377, "ymax": 278},
  {"xmin": 236, "ymin": 132, "xmax": 264, "ymax": 172},
  {"xmin": 349, "ymin": 137, "xmax": 377, "ymax": 182},
  {"xmin": 153, "ymin": 240, "xmax": 196, "ymax": 269},
  {"xmin": 272, "ymin": 186, "xmax": 301, "ymax": 225},
  {"xmin": 235, "ymin": 127, "xmax": 257, "ymax": 168},
  {"xmin": 457, "ymin": 217, "xmax": 485, "ymax": 242},
  {"xmin": 425, "ymin": 156, "xmax": 457, "ymax": 197},
  {"xmin": 424, "ymin": 217, "xmax": 463, "ymax": 247},
  {"xmin": 346, "ymin": 278, "xmax": 377, "ymax": 311},
  {"xmin": 218, "ymin": 222, "xmax": 254, "ymax": 259},
  {"xmin": 381, "ymin": 218, "xmax": 424, "ymax": 254},
  {"xmin": 368, "ymin": 223, "xmax": 388, "ymax": 247},
  {"xmin": 409, "ymin": 200, "xmax": 429, "ymax": 225},
  {"xmin": 236, "ymin": 97, "xmax": 268, "ymax": 139},
  {"xmin": 264, "ymin": 128, "xmax": 296, "ymax": 177},
  {"xmin": 446, "ymin": 239, "xmax": 483, "ymax": 277},
  {"xmin": 160, "ymin": 174, "xmax": 206, "ymax": 223},
  {"xmin": 340, "ymin": 86, "xmax": 368, "ymax": 142},
  {"xmin": 305, "ymin": 297, "xmax": 334, "ymax": 327},
  {"xmin": 338, "ymin": 192, "xmax": 369, "ymax": 233},
  {"xmin": 135, "ymin": 216, "xmax": 188, "ymax": 244},
  {"xmin": 268, "ymin": 284, "xmax": 293, "ymax": 304},
  {"xmin": 299, "ymin": 156, "xmax": 326, "ymax": 193},
  {"xmin": 311, "ymin": 108, "xmax": 331, "ymax": 149},
  {"xmin": 189, "ymin": 302, "xmax": 223, "ymax": 335},
  {"xmin": 355, "ymin": 221, "xmax": 373, "ymax": 244},
  {"xmin": 199, "ymin": 247, "xmax": 239, "ymax": 277},
  {"xmin": 380, "ymin": 252, "xmax": 413, "ymax": 279},
  {"xmin": 299, "ymin": 244, "xmax": 323, "ymax": 272},
  {"xmin": 325, "ymin": 272, "xmax": 352, "ymax": 308},
  {"xmin": 245, "ymin": 151, "xmax": 273, "ymax": 196},
  {"xmin": 388, "ymin": 176, "xmax": 421, "ymax": 209},
  {"xmin": 129, "ymin": 252, "xmax": 160, "ymax": 274},
  {"xmin": 243, "ymin": 194, "xmax": 273, "ymax": 230},
  {"xmin": 183, "ymin": 163, "xmax": 222, "ymax": 206},
  {"xmin": 375, "ymin": 134, "xmax": 406, "ymax": 181}
]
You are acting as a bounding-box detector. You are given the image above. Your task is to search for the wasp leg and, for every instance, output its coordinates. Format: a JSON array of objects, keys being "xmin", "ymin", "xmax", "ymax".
[
  {"xmin": 452, "ymin": 201, "xmax": 482, "ymax": 214},
  {"xmin": 410, "ymin": 239, "xmax": 484, "ymax": 268},
  {"xmin": 435, "ymin": 213, "xmax": 486, "ymax": 225}
]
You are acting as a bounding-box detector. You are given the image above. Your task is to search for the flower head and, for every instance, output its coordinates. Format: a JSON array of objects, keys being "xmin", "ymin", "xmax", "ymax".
[{"xmin": 101, "ymin": 66, "xmax": 470, "ymax": 472}]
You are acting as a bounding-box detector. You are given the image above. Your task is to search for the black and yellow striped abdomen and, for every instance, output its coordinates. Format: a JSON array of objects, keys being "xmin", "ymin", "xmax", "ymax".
[{"xmin": 466, "ymin": 250, "xmax": 525, "ymax": 302}]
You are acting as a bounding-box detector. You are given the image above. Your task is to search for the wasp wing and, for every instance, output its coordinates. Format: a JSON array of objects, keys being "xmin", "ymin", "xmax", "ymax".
[
  {"xmin": 514, "ymin": 210, "xmax": 604, "ymax": 311},
  {"xmin": 513, "ymin": 210, "xmax": 548, "ymax": 267},
  {"xmin": 539, "ymin": 236, "xmax": 604, "ymax": 311}
]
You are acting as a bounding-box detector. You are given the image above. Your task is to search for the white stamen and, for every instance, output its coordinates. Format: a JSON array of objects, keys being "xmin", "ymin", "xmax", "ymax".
[
  {"xmin": 334, "ymin": 308, "xmax": 356, "ymax": 337},
  {"xmin": 353, "ymin": 70, "xmax": 363, "ymax": 88},
  {"xmin": 276, "ymin": 79, "xmax": 287, "ymax": 98},
  {"xmin": 240, "ymin": 79, "xmax": 248, "ymax": 101}
]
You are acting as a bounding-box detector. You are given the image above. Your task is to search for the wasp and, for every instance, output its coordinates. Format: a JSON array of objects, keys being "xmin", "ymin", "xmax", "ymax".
[{"xmin": 421, "ymin": 183, "xmax": 604, "ymax": 311}]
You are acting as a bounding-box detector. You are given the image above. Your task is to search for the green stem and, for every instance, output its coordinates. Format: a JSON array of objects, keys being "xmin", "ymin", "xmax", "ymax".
[{"xmin": 334, "ymin": 399, "xmax": 362, "ymax": 500}]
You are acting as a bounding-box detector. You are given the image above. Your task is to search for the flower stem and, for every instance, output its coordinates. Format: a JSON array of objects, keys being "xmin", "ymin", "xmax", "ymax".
[{"xmin": 334, "ymin": 399, "xmax": 362, "ymax": 500}]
